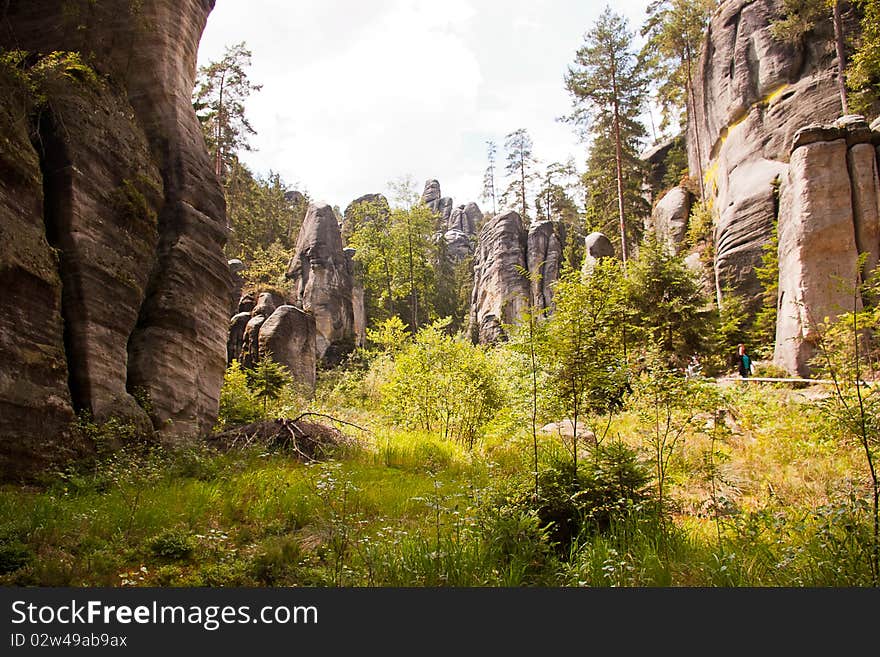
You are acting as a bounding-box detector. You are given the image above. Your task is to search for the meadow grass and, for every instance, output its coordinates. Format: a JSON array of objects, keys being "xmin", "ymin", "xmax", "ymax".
[{"xmin": 0, "ymin": 383, "xmax": 876, "ymax": 587}]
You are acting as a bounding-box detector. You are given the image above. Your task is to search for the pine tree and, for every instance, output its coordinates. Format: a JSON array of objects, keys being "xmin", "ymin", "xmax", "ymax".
[
  {"xmin": 581, "ymin": 132, "xmax": 650, "ymax": 246},
  {"xmin": 566, "ymin": 8, "xmax": 649, "ymax": 265},
  {"xmin": 501, "ymin": 128, "xmax": 537, "ymax": 221},
  {"xmin": 481, "ymin": 140, "xmax": 498, "ymax": 216},
  {"xmin": 193, "ymin": 42, "xmax": 262, "ymax": 181},
  {"xmin": 640, "ymin": 0, "xmax": 715, "ymax": 198}
]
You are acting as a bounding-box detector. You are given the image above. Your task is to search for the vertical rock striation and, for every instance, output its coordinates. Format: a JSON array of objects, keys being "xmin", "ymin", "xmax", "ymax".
[
  {"xmin": 688, "ymin": 0, "xmax": 851, "ymax": 306},
  {"xmin": 774, "ymin": 119, "xmax": 880, "ymax": 375},
  {"xmin": 286, "ymin": 203, "xmax": 356, "ymax": 365},
  {"xmin": 527, "ymin": 221, "xmax": 565, "ymax": 313},
  {"xmin": 469, "ymin": 211, "xmax": 530, "ymax": 344},
  {"xmin": 0, "ymin": 0, "xmax": 229, "ymax": 476}
]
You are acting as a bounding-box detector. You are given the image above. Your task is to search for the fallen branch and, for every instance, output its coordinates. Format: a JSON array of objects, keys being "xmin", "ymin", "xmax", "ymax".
[{"xmin": 290, "ymin": 412, "xmax": 372, "ymax": 434}]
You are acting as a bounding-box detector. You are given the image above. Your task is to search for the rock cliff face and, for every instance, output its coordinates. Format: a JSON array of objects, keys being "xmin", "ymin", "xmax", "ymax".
[
  {"xmin": 442, "ymin": 202, "xmax": 482, "ymax": 263},
  {"xmin": 469, "ymin": 212, "xmax": 530, "ymax": 344},
  {"xmin": 774, "ymin": 119, "xmax": 880, "ymax": 375},
  {"xmin": 468, "ymin": 210, "xmax": 575, "ymax": 344},
  {"xmin": 258, "ymin": 306, "xmax": 317, "ymax": 393},
  {"xmin": 0, "ymin": 0, "xmax": 229, "ymax": 476},
  {"xmin": 422, "ymin": 179, "xmax": 454, "ymax": 225},
  {"xmin": 286, "ymin": 203, "xmax": 356, "ymax": 365},
  {"xmin": 688, "ymin": 0, "xmax": 850, "ymax": 305},
  {"xmin": 649, "ymin": 187, "xmax": 693, "ymax": 255},
  {"xmin": 527, "ymin": 221, "xmax": 565, "ymax": 312}
]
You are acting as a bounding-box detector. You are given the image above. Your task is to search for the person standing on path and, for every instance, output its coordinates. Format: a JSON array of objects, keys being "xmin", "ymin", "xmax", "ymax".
[{"xmin": 735, "ymin": 343, "xmax": 753, "ymax": 378}]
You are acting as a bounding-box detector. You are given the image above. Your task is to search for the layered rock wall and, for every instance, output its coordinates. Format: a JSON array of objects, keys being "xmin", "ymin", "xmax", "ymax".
[
  {"xmin": 688, "ymin": 0, "xmax": 850, "ymax": 305},
  {"xmin": 774, "ymin": 119, "xmax": 880, "ymax": 375},
  {"xmin": 286, "ymin": 203, "xmax": 356, "ymax": 364},
  {"xmin": 0, "ymin": 0, "xmax": 229, "ymax": 475}
]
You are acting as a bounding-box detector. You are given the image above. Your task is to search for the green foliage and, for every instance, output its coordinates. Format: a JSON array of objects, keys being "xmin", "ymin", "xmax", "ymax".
[
  {"xmin": 148, "ymin": 529, "xmax": 196, "ymax": 561},
  {"xmin": 640, "ymin": 0, "xmax": 716, "ymax": 133},
  {"xmin": 246, "ymin": 356, "xmax": 293, "ymax": 415},
  {"xmin": 534, "ymin": 160, "xmax": 584, "ymax": 269},
  {"xmin": 365, "ymin": 316, "xmax": 410, "ymax": 355},
  {"xmin": 493, "ymin": 443, "xmax": 654, "ymax": 557},
  {"xmin": 225, "ymin": 159, "xmax": 306, "ymax": 267},
  {"xmin": 0, "ymin": 541, "xmax": 32, "ymax": 575},
  {"xmin": 109, "ymin": 177, "xmax": 159, "ymax": 229},
  {"xmin": 659, "ymin": 138, "xmax": 690, "ymax": 192},
  {"xmin": 501, "ymin": 128, "xmax": 538, "ymax": 221},
  {"xmin": 541, "ymin": 262, "xmax": 630, "ymax": 471},
  {"xmin": 750, "ymin": 217, "xmax": 780, "ymax": 358},
  {"xmin": 30, "ymin": 50, "xmax": 100, "ymax": 91},
  {"xmin": 380, "ymin": 319, "xmax": 502, "ymax": 448},
  {"xmin": 848, "ymin": 0, "xmax": 880, "ymax": 113},
  {"xmin": 769, "ymin": 0, "xmax": 829, "ymax": 44},
  {"xmin": 626, "ymin": 236, "xmax": 709, "ymax": 365},
  {"xmin": 347, "ymin": 200, "xmax": 440, "ymax": 330},
  {"xmin": 806, "ymin": 272, "xmax": 880, "ymax": 584},
  {"xmin": 241, "ymin": 240, "xmax": 292, "ymax": 289},
  {"xmin": 193, "ymin": 41, "xmax": 262, "ymax": 179},
  {"xmin": 566, "ymin": 8, "xmax": 650, "ymax": 257},
  {"xmin": 217, "ymin": 360, "xmax": 262, "ymax": 428},
  {"xmin": 685, "ymin": 199, "xmax": 714, "ymax": 251},
  {"xmin": 0, "ymin": 49, "xmax": 101, "ymax": 113}
]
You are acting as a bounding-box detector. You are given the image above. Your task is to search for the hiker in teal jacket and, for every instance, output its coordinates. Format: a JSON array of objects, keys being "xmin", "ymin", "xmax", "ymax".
[{"xmin": 735, "ymin": 344, "xmax": 753, "ymax": 378}]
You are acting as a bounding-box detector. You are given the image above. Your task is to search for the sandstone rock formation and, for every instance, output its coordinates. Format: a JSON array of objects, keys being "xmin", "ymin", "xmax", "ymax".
[
  {"xmin": 286, "ymin": 203, "xmax": 356, "ymax": 364},
  {"xmin": 227, "ymin": 312, "xmax": 252, "ymax": 365},
  {"xmin": 650, "ymin": 187, "xmax": 693, "ymax": 255},
  {"xmin": 774, "ymin": 119, "xmax": 880, "ymax": 375},
  {"xmin": 258, "ymin": 306, "xmax": 317, "ymax": 392},
  {"xmin": 448, "ymin": 203, "xmax": 482, "ymax": 235},
  {"xmin": 422, "ymin": 179, "xmax": 453, "ymax": 225},
  {"xmin": 237, "ymin": 293, "xmax": 256, "ymax": 315},
  {"xmin": 0, "ymin": 0, "xmax": 229, "ymax": 476},
  {"xmin": 641, "ymin": 134, "xmax": 686, "ymax": 201},
  {"xmin": 688, "ymin": 0, "xmax": 853, "ymax": 306},
  {"xmin": 582, "ymin": 232, "xmax": 616, "ymax": 275},
  {"xmin": 238, "ymin": 291, "xmax": 284, "ymax": 369},
  {"xmin": 527, "ymin": 221, "xmax": 565, "ymax": 312},
  {"xmin": 469, "ymin": 211, "xmax": 530, "ymax": 344},
  {"xmin": 345, "ymin": 248, "xmax": 367, "ymax": 348},
  {"xmin": 442, "ymin": 202, "xmax": 482, "ymax": 263},
  {"xmin": 342, "ymin": 193, "xmax": 389, "ymax": 240}
]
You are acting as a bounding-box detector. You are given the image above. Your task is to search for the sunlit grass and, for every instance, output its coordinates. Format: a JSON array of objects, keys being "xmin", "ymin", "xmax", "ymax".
[{"xmin": 0, "ymin": 381, "xmax": 875, "ymax": 587}]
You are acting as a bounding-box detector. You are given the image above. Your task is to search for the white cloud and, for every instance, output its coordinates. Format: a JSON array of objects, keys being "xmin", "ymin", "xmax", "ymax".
[{"xmin": 198, "ymin": 0, "xmax": 654, "ymax": 210}]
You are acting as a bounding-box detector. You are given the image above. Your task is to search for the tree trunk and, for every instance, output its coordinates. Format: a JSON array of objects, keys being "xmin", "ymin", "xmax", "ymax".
[
  {"xmin": 610, "ymin": 56, "xmax": 628, "ymax": 267},
  {"xmin": 685, "ymin": 41, "xmax": 706, "ymax": 201},
  {"xmin": 833, "ymin": 0, "xmax": 849, "ymax": 115},
  {"xmin": 215, "ymin": 71, "xmax": 226, "ymax": 180},
  {"xmin": 406, "ymin": 214, "xmax": 417, "ymax": 329}
]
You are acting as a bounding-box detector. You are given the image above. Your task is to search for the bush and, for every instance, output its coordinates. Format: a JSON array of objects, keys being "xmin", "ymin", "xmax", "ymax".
[
  {"xmin": 491, "ymin": 443, "xmax": 655, "ymax": 557},
  {"xmin": 0, "ymin": 541, "xmax": 32, "ymax": 575},
  {"xmin": 217, "ymin": 360, "xmax": 262, "ymax": 428},
  {"xmin": 380, "ymin": 319, "xmax": 502, "ymax": 448},
  {"xmin": 148, "ymin": 529, "xmax": 196, "ymax": 561}
]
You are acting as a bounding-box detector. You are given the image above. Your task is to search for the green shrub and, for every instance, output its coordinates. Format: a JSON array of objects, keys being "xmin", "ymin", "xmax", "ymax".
[
  {"xmin": 0, "ymin": 541, "xmax": 32, "ymax": 575},
  {"xmin": 148, "ymin": 529, "xmax": 196, "ymax": 561},
  {"xmin": 380, "ymin": 319, "xmax": 502, "ymax": 448},
  {"xmin": 217, "ymin": 360, "xmax": 262, "ymax": 428}
]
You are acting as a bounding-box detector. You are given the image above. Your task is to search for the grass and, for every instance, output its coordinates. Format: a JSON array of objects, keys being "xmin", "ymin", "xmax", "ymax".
[{"xmin": 0, "ymin": 381, "xmax": 876, "ymax": 587}]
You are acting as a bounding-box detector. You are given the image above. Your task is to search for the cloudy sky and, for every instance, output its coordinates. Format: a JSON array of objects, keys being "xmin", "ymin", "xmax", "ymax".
[{"xmin": 197, "ymin": 0, "xmax": 656, "ymax": 211}]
